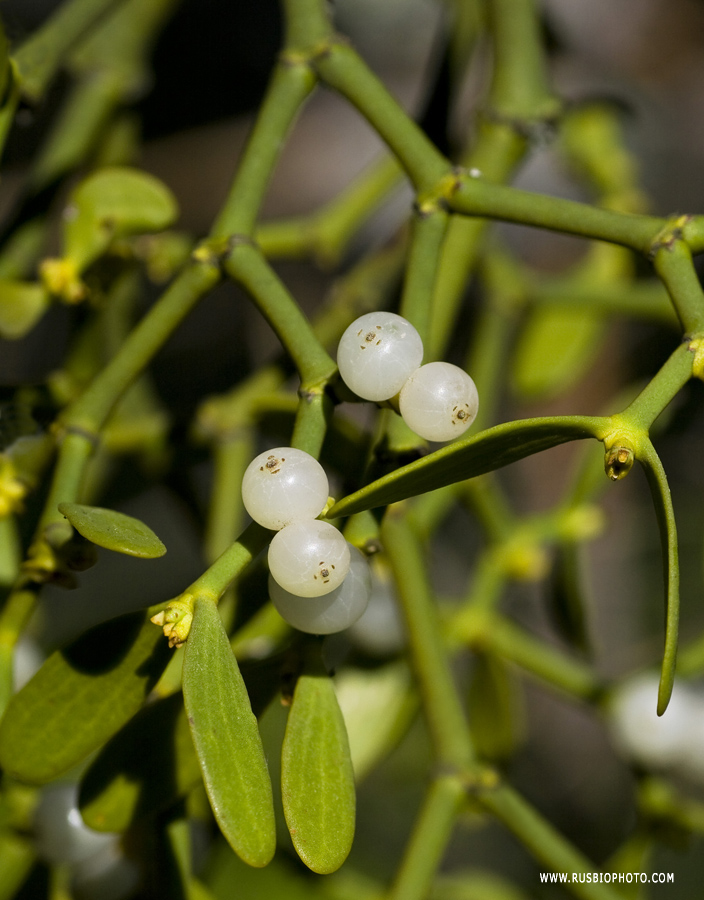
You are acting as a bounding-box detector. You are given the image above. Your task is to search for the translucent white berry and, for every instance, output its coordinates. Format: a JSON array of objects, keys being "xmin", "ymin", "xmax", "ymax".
[
  {"xmin": 268, "ymin": 519, "xmax": 351, "ymax": 597},
  {"xmin": 34, "ymin": 784, "xmax": 116, "ymax": 865},
  {"xmin": 337, "ymin": 311, "xmax": 423, "ymax": 401},
  {"xmin": 607, "ymin": 673, "xmax": 696, "ymax": 771},
  {"xmin": 241, "ymin": 447, "xmax": 329, "ymax": 531},
  {"xmin": 399, "ymin": 361, "xmax": 478, "ymax": 442},
  {"xmin": 269, "ymin": 544, "xmax": 371, "ymax": 633}
]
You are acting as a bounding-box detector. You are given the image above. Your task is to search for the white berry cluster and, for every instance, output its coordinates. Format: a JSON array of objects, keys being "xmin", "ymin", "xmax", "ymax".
[
  {"xmin": 241, "ymin": 448, "xmax": 371, "ymax": 634},
  {"xmin": 337, "ymin": 311, "xmax": 479, "ymax": 441}
]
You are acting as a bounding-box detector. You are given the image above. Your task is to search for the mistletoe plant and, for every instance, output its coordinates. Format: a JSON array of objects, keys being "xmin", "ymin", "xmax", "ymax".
[{"xmin": 0, "ymin": 0, "xmax": 703, "ymax": 899}]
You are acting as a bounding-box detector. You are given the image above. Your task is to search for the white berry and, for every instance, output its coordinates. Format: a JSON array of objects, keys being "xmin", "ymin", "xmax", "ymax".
[
  {"xmin": 607, "ymin": 673, "xmax": 697, "ymax": 771},
  {"xmin": 399, "ymin": 361, "xmax": 478, "ymax": 442},
  {"xmin": 241, "ymin": 447, "xmax": 329, "ymax": 531},
  {"xmin": 269, "ymin": 544, "xmax": 371, "ymax": 633},
  {"xmin": 268, "ymin": 519, "xmax": 350, "ymax": 597},
  {"xmin": 34, "ymin": 784, "xmax": 116, "ymax": 865},
  {"xmin": 337, "ymin": 311, "xmax": 423, "ymax": 401}
]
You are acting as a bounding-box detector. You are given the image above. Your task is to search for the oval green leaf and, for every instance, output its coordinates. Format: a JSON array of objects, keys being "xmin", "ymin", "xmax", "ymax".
[
  {"xmin": 57, "ymin": 502, "xmax": 166, "ymax": 557},
  {"xmin": 0, "ymin": 281, "xmax": 49, "ymax": 339},
  {"xmin": 0, "ymin": 611, "xmax": 171, "ymax": 784},
  {"xmin": 183, "ymin": 598, "xmax": 275, "ymax": 868},
  {"xmin": 328, "ymin": 416, "xmax": 605, "ymax": 518},
  {"xmin": 64, "ymin": 167, "xmax": 178, "ymax": 271},
  {"xmin": 281, "ymin": 670, "xmax": 356, "ymax": 874},
  {"xmin": 638, "ymin": 440, "xmax": 679, "ymax": 716},
  {"xmin": 79, "ymin": 692, "xmax": 201, "ymax": 832},
  {"xmin": 512, "ymin": 307, "xmax": 605, "ymax": 400}
]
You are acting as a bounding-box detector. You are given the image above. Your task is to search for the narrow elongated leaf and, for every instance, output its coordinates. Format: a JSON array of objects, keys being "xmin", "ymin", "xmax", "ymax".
[
  {"xmin": 58, "ymin": 502, "xmax": 166, "ymax": 557},
  {"xmin": 281, "ymin": 671, "xmax": 355, "ymax": 874},
  {"xmin": 79, "ymin": 692, "xmax": 200, "ymax": 832},
  {"xmin": 638, "ymin": 440, "xmax": 679, "ymax": 716},
  {"xmin": 0, "ymin": 612, "xmax": 171, "ymax": 784},
  {"xmin": 328, "ymin": 416, "xmax": 604, "ymax": 518},
  {"xmin": 183, "ymin": 598, "xmax": 275, "ymax": 868}
]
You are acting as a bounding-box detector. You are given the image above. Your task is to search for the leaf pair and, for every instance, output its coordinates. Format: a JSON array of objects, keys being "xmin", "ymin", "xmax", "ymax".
[{"xmin": 183, "ymin": 600, "xmax": 355, "ymax": 874}]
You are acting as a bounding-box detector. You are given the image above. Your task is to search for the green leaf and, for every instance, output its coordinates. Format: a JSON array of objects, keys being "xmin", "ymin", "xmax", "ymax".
[
  {"xmin": 512, "ymin": 307, "xmax": 605, "ymax": 400},
  {"xmin": 79, "ymin": 656, "xmax": 282, "ymax": 832},
  {"xmin": 0, "ymin": 611, "xmax": 171, "ymax": 784},
  {"xmin": 0, "ymin": 281, "xmax": 49, "ymax": 339},
  {"xmin": 328, "ymin": 416, "xmax": 604, "ymax": 518},
  {"xmin": 57, "ymin": 502, "xmax": 166, "ymax": 557},
  {"xmin": 79, "ymin": 692, "xmax": 201, "ymax": 832},
  {"xmin": 64, "ymin": 167, "xmax": 178, "ymax": 271},
  {"xmin": 468, "ymin": 651, "xmax": 523, "ymax": 763},
  {"xmin": 638, "ymin": 440, "xmax": 679, "ymax": 716},
  {"xmin": 281, "ymin": 669, "xmax": 356, "ymax": 874},
  {"xmin": 183, "ymin": 598, "xmax": 275, "ymax": 868}
]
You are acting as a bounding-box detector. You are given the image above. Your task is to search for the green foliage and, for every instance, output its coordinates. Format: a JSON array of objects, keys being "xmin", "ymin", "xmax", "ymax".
[
  {"xmin": 1, "ymin": 0, "xmax": 704, "ymax": 898},
  {"xmin": 0, "ymin": 612, "xmax": 171, "ymax": 783},
  {"xmin": 281, "ymin": 667, "xmax": 356, "ymax": 874},
  {"xmin": 182, "ymin": 598, "xmax": 276, "ymax": 868},
  {"xmin": 57, "ymin": 502, "xmax": 167, "ymax": 558}
]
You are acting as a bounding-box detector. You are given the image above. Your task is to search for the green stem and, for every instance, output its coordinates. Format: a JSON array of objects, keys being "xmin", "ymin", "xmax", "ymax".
[
  {"xmin": 225, "ymin": 242, "xmax": 336, "ymax": 386},
  {"xmin": 477, "ymin": 612, "xmax": 602, "ymax": 700},
  {"xmin": 399, "ymin": 208, "xmax": 449, "ymax": 345},
  {"xmin": 481, "ymin": 784, "xmax": 625, "ymax": 900},
  {"xmin": 210, "ymin": 60, "xmax": 316, "ymax": 239},
  {"xmin": 428, "ymin": 125, "xmax": 525, "ymax": 360},
  {"xmin": 39, "ymin": 431, "xmax": 95, "ymax": 535},
  {"xmin": 291, "ymin": 390, "xmax": 333, "ymax": 458},
  {"xmin": 188, "ymin": 521, "xmax": 271, "ymax": 602},
  {"xmin": 63, "ymin": 261, "xmax": 220, "ymax": 433},
  {"xmin": 530, "ymin": 276, "xmax": 675, "ymax": 324},
  {"xmin": 14, "ymin": 0, "xmax": 125, "ymax": 102},
  {"xmin": 30, "ymin": 70, "xmax": 122, "ymax": 190},
  {"xmin": 618, "ymin": 340, "xmax": 694, "ymax": 432},
  {"xmin": 313, "ymin": 42, "xmax": 448, "ymax": 192},
  {"xmin": 449, "ymin": 176, "xmax": 663, "ymax": 253},
  {"xmin": 282, "ymin": 0, "xmax": 333, "ymax": 49},
  {"xmin": 381, "ymin": 510, "xmax": 474, "ymax": 768},
  {"xmin": 205, "ymin": 435, "xmax": 254, "ymax": 565},
  {"xmin": 387, "ymin": 775, "xmax": 465, "ymax": 900},
  {"xmin": 465, "ymin": 278, "xmax": 518, "ymax": 432},
  {"xmin": 256, "ymin": 155, "xmax": 402, "ymax": 266},
  {"xmin": 0, "ymin": 586, "xmax": 41, "ymax": 715},
  {"xmin": 487, "ymin": 0, "xmax": 560, "ymax": 120},
  {"xmin": 653, "ymin": 240, "xmax": 704, "ymax": 333}
]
